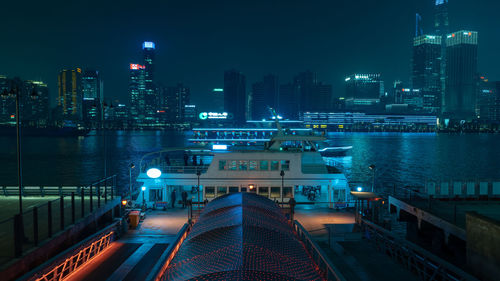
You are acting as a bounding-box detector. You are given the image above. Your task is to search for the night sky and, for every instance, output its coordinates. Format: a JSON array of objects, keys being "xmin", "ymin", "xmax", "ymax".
[{"xmin": 1, "ymin": 0, "xmax": 499, "ymax": 109}]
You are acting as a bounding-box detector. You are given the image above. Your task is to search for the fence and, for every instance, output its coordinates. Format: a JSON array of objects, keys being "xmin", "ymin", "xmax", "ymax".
[
  {"xmin": 0, "ymin": 175, "xmax": 117, "ymax": 265},
  {"xmin": 359, "ymin": 218, "xmax": 479, "ymax": 281},
  {"xmin": 293, "ymin": 220, "xmax": 346, "ymax": 281}
]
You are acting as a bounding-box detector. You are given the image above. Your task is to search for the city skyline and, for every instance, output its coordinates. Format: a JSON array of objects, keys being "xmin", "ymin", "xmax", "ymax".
[{"xmin": 1, "ymin": 0, "xmax": 499, "ymax": 108}]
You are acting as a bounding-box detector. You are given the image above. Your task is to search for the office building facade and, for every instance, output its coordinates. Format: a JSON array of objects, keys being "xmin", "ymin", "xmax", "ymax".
[
  {"xmin": 251, "ymin": 74, "xmax": 279, "ymax": 120},
  {"xmin": 412, "ymin": 35, "xmax": 442, "ymax": 113},
  {"xmin": 443, "ymin": 31, "xmax": 478, "ymax": 120},
  {"xmin": 224, "ymin": 70, "xmax": 246, "ymax": 124},
  {"xmin": 82, "ymin": 70, "xmax": 101, "ymax": 126},
  {"xmin": 57, "ymin": 68, "xmax": 83, "ymax": 120}
]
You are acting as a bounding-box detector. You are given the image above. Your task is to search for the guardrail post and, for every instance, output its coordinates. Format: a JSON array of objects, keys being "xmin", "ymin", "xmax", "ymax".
[
  {"xmin": 81, "ymin": 188, "xmax": 85, "ymax": 218},
  {"xmin": 90, "ymin": 185, "xmax": 93, "ymax": 212},
  {"xmin": 48, "ymin": 201, "xmax": 52, "ymax": 237},
  {"xmin": 104, "ymin": 184, "xmax": 108, "ymax": 204},
  {"xmin": 71, "ymin": 192, "xmax": 75, "ymax": 224},
  {"xmin": 14, "ymin": 214, "xmax": 22, "ymax": 257},
  {"xmin": 33, "ymin": 206, "xmax": 39, "ymax": 246},
  {"xmin": 97, "ymin": 185, "xmax": 101, "ymax": 208},
  {"xmin": 60, "ymin": 195, "xmax": 64, "ymax": 230}
]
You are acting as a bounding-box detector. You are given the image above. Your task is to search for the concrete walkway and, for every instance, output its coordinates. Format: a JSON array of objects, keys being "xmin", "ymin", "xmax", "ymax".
[{"xmin": 65, "ymin": 208, "xmax": 188, "ymax": 281}]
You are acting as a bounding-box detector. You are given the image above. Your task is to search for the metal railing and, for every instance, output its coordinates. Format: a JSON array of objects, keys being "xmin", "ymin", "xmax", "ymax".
[
  {"xmin": 0, "ymin": 175, "xmax": 117, "ymax": 264},
  {"xmin": 24, "ymin": 221, "xmax": 119, "ymax": 281},
  {"xmin": 359, "ymin": 218, "xmax": 479, "ymax": 281},
  {"xmin": 292, "ymin": 220, "xmax": 347, "ymax": 281},
  {"xmin": 153, "ymin": 223, "xmax": 192, "ymax": 281}
]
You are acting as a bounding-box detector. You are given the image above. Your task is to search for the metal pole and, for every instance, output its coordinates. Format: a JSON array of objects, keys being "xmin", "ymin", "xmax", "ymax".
[
  {"xmin": 372, "ymin": 169, "xmax": 375, "ymax": 193},
  {"xmin": 197, "ymin": 170, "xmax": 201, "ymax": 209},
  {"xmin": 15, "ymin": 91, "xmax": 22, "ymax": 216},
  {"xmin": 129, "ymin": 167, "xmax": 132, "ymax": 197},
  {"xmin": 280, "ymin": 170, "xmax": 284, "ymax": 206}
]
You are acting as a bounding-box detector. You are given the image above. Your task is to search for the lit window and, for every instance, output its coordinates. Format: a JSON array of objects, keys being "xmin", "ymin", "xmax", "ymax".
[
  {"xmin": 217, "ymin": 186, "xmax": 227, "ymax": 197},
  {"xmin": 271, "ymin": 187, "xmax": 281, "ymax": 198},
  {"xmin": 280, "ymin": 160, "xmax": 290, "ymax": 171},
  {"xmin": 270, "ymin": 161, "xmax": 279, "ymax": 171},
  {"xmin": 258, "ymin": 186, "xmax": 269, "ymax": 197},
  {"xmin": 238, "ymin": 160, "xmax": 248, "ymax": 171},
  {"xmin": 229, "ymin": 186, "xmax": 239, "ymax": 193},
  {"xmin": 205, "ymin": 187, "xmax": 215, "ymax": 198},
  {"xmin": 283, "ymin": 187, "xmax": 293, "ymax": 198},
  {"xmin": 260, "ymin": 160, "xmax": 269, "ymax": 170},
  {"xmin": 249, "ymin": 160, "xmax": 258, "ymax": 170},
  {"xmin": 228, "ymin": 160, "xmax": 237, "ymax": 171},
  {"xmin": 219, "ymin": 160, "xmax": 226, "ymax": 170}
]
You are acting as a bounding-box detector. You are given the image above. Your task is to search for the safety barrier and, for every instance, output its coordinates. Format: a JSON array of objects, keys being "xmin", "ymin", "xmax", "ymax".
[
  {"xmin": 360, "ymin": 218, "xmax": 478, "ymax": 281},
  {"xmin": 293, "ymin": 220, "xmax": 347, "ymax": 281}
]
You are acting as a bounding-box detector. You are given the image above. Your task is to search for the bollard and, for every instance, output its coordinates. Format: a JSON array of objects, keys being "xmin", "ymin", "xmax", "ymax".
[
  {"xmin": 90, "ymin": 185, "xmax": 93, "ymax": 212},
  {"xmin": 71, "ymin": 192, "xmax": 75, "ymax": 224},
  {"xmin": 81, "ymin": 188, "xmax": 85, "ymax": 218},
  {"xmin": 14, "ymin": 214, "xmax": 22, "ymax": 257},
  {"xmin": 33, "ymin": 207, "xmax": 39, "ymax": 246},
  {"xmin": 60, "ymin": 195, "xmax": 64, "ymax": 230},
  {"xmin": 48, "ymin": 201, "xmax": 52, "ymax": 237}
]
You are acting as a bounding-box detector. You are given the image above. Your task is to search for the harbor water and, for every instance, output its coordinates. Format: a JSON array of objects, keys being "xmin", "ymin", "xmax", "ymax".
[{"xmin": 0, "ymin": 131, "xmax": 499, "ymax": 194}]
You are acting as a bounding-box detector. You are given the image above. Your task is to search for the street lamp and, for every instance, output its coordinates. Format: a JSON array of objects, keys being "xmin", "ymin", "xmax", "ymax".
[
  {"xmin": 129, "ymin": 163, "xmax": 135, "ymax": 198},
  {"xmin": 280, "ymin": 170, "xmax": 285, "ymax": 205},
  {"xmin": 369, "ymin": 164, "xmax": 376, "ymax": 192},
  {"xmin": 141, "ymin": 186, "xmax": 146, "ymax": 208},
  {"xmin": 1, "ymin": 87, "xmax": 38, "ymax": 216},
  {"xmin": 196, "ymin": 169, "xmax": 201, "ymax": 209}
]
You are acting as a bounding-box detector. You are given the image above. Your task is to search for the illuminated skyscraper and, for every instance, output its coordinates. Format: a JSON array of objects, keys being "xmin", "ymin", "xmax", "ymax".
[
  {"xmin": 251, "ymin": 75, "xmax": 279, "ymax": 120},
  {"xmin": 129, "ymin": 63, "xmax": 146, "ymax": 123},
  {"xmin": 142, "ymin": 41, "xmax": 157, "ymax": 123},
  {"xmin": 57, "ymin": 68, "xmax": 83, "ymax": 120},
  {"xmin": 224, "ymin": 70, "xmax": 246, "ymax": 124},
  {"xmin": 435, "ymin": 0, "xmax": 450, "ymax": 111},
  {"xmin": 344, "ymin": 74, "xmax": 384, "ymax": 113},
  {"xmin": 82, "ymin": 70, "xmax": 101, "ymax": 126},
  {"xmin": 412, "ymin": 35, "xmax": 442, "ymax": 113},
  {"xmin": 443, "ymin": 31, "xmax": 478, "ymax": 120}
]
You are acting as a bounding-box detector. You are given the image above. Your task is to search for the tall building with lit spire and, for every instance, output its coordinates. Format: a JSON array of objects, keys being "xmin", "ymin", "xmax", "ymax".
[{"xmin": 435, "ymin": 0, "xmax": 450, "ymax": 113}]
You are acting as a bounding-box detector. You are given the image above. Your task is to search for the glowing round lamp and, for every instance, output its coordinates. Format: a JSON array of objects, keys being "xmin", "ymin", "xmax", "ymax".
[
  {"xmin": 356, "ymin": 187, "xmax": 363, "ymax": 192},
  {"xmin": 146, "ymin": 168, "xmax": 162, "ymax": 178},
  {"xmin": 121, "ymin": 200, "xmax": 127, "ymax": 206},
  {"xmin": 141, "ymin": 186, "xmax": 146, "ymax": 191}
]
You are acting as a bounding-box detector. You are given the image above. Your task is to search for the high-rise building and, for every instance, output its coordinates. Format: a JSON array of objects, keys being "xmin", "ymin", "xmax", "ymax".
[
  {"xmin": 211, "ymin": 88, "xmax": 224, "ymax": 112},
  {"xmin": 129, "ymin": 63, "xmax": 146, "ymax": 123},
  {"xmin": 435, "ymin": 0, "xmax": 450, "ymax": 111},
  {"xmin": 443, "ymin": 31, "xmax": 478, "ymax": 120},
  {"xmin": 312, "ymin": 83, "xmax": 333, "ymax": 112},
  {"xmin": 82, "ymin": 70, "xmax": 101, "ymax": 126},
  {"xmin": 345, "ymin": 74, "xmax": 384, "ymax": 112},
  {"xmin": 412, "ymin": 35, "xmax": 442, "ymax": 113},
  {"xmin": 142, "ymin": 41, "xmax": 157, "ymax": 123},
  {"xmin": 166, "ymin": 83, "xmax": 190, "ymax": 123},
  {"xmin": 224, "ymin": 70, "xmax": 246, "ymax": 124},
  {"xmin": 24, "ymin": 80, "xmax": 49, "ymax": 126},
  {"xmin": 57, "ymin": 68, "xmax": 83, "ymax": 120},
  {"xmin": 278, "ymin": 83, "xmax": 300, "ymax": 120},
  {"xmin": 476, "ymin": 76, "xmax": 500, "ymax": 122},
  {"xmin": 251, "ymin": 75, "xmax": 279, "ymax": 120},
  {"xmin": 294, "ymin": 71, "xmax": 316, "ymax": 113}
]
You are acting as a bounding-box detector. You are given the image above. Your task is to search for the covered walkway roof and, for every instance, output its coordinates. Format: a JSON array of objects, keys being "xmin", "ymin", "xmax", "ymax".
[{"xmin": 164, "ymin": 193, "xmax": 323, "ymax": 280}]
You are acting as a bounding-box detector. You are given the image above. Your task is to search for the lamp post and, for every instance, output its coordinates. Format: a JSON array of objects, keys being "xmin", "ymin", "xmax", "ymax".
[
  {"xmin": 129, "ymin": 163, "xmax": 135, "ymax": 198},
  {"xmin": 141, "ymin": 186, "xmax": 146, "ymax": 208},
  {"xmin": 280, "ymin": 170, "xmax": 285, "ymax": 205},
  {"xmin": 369, "ymin": 164, "xmax": 376, "ymax": 193},
  {"xmin": 196, "ymin": 169, "xmax": 201, "ymax": 209}
]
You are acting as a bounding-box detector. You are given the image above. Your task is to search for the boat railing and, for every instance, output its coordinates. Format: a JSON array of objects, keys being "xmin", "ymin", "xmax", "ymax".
[{"xmin": 160, "ymin": 165, "xmax": 209, "ymax": 174}]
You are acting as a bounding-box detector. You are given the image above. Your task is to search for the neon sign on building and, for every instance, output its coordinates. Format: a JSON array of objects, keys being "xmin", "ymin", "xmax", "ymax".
[{"xmin": 130, "ymin": 64, "xmax": 145, "ymax": 70}]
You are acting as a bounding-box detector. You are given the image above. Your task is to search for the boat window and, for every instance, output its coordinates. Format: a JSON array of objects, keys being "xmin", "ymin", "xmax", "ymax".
[
  {"xmin": 229, "ymin": 186, "xmax": 239, "ymax": 193},
  {"xmin": 219, "ymin": 160, "xmax": 226, "ymax": 170},
  {"xmin": 280, "ymin": 160, "xmax": 290, "ymax": 171},
  {"xmin": 205, "ymin": 186, "xmax": 215, "ymax": 198},
  {"xmin": 283, "ymin": 187, "xmax": 293, "ymax": 198},
  {"xmin": 238, "ymin": 160, "xmax": 248, "ymax": 171},
  {"xmin": 260, "ymin": 160, "xmax": 269, "ymax": 170},
  {"xmin": 217, "ymin": 186, "xmax": 227, "ymax": 197},
  {"xmin": 249, "ymin": 160, "xmax": 258, "ymax": 170},
  {"xmin": 228, "ymin": 160, "xmax": 237, "ymax": 171},
  {"xmin": 258, "ymin": 186, "xmax": 269, "ymax": 196},
  {"xmin": 270, "ymin": 160, "xmax": 279, "ymax": 171},
  {"xmin": 240, "ymin": 187, "xmax": 247, "ymax": 192},
  {"xmin": 270, "ymin": 187, "xmax": 281, "ymax": 198}
]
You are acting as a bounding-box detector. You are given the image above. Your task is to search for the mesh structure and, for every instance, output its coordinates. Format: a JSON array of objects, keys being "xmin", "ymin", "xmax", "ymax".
[{"xmin": 165, "ymin": 193, "xmax": 323, "ymax": 281}]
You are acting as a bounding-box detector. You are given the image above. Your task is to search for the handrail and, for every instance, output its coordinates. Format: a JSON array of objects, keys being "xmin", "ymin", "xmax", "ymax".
[
  {"xmin": 293, "ymin": 220, "xmax": 347, "ymax": 281},
  {"xmin": 360, "ymin": 218, "xmax": 479, "ymax": 281},
  {"xmin": 150, "ymin": 222, "xmax": 191, "ymax": 281},
  {"xmin": 139, "ymin": 147, "xmax": 213, "ymax": 173}
]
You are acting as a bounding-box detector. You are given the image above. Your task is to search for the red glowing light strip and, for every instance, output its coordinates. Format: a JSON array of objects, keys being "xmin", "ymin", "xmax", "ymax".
[{"xmin": 35, "ymin": 231, "xmax": 114, "ymax": 281}]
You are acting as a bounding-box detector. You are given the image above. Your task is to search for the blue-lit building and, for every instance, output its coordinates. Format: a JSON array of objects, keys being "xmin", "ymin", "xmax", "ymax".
[
  {"xmin": 142, "ymin": 41, "xmax": 158, "ymax": 123},
  {"xmin": 57, "ymin": 68, "xmax": 83, "ymax": 121},
  {"xmin": 443, "ymin": 31, "xmax": 478, "ymax": 121},
  {"xmin": 82, "ymin": 70, "xmax": 101, "ymax": 127},
  {"xmin": 344, "ymin": 74, "xmax": 384, "ymax": 113},
  {"xmin": 251, "ymin": 74, "xmax": 279, "ymax": 120},
  {"xmin": 224, "ymin": 69, "xmax": 246, "ymax": 124}
]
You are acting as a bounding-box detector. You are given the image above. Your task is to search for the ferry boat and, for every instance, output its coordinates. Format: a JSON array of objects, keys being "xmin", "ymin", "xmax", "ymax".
[{"xmin": 134, "ymin": 120, "xmax": 351, "ymax": 209}]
